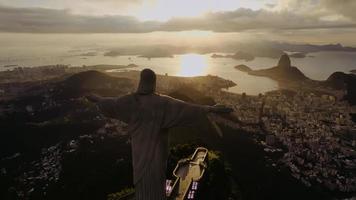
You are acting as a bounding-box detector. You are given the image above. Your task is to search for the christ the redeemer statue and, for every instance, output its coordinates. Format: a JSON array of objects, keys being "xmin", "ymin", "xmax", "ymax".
[{"xmin": 86, "ymin": 69, "xmax": 232, "ymax": 200}]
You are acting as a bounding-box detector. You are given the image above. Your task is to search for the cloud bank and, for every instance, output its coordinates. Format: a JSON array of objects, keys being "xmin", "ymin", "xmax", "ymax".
[
  {"xmin": 0, "ymin": 0, "xmax": 355, "ymax": 33},
  {"xmin": 0, "ymin": 6, "xmax": 160, "ymax": 33}
]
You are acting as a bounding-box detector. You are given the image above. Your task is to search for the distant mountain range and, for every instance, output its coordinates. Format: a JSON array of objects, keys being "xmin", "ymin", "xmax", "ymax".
[
  {"xmin": 85, "ymin": 41, "xmax": 356, "ymax": 60},
  {"xmin": 270, "ymin": 43, "xmax": 356, "ymax": 53}
]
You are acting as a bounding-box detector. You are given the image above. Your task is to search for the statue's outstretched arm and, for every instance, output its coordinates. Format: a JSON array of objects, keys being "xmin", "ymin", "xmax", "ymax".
[
  {"xmin": 161, "ymin": 95, "xmax": 233, "ymax": 129},
  {"xmin": 86, "ymin": 93, "xmax": 133, "ymax": 123}
]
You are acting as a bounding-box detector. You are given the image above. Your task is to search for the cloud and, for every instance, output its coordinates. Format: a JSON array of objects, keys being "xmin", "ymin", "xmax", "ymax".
[
  {"xmin": 0, "ymin": 6, "xmax": 160, "ymax": 33},
  {"xmin": 0, "ymin": 0, "xmax": 146, "ymax": 14},
  {"xmin": 273, "ymin": 0, "xmax": 356, "ymax": 21},
  {"xmin": 84, "ymin": 0, "xmax": 143, "ymax": 3},
  {"xmin": 321, "ymin": 0, "xmax": 356, "ymax": 20},
  {"xmin": 77, "ymin": 0, "xmax": 148, "ymax": 14},
  {"xmin": 0, "ymin": 4, "xmax": 355, "ymax": 33},
  {"xmin": 161, "ymin": 8, "xmax": 356, "ymax": 32}
]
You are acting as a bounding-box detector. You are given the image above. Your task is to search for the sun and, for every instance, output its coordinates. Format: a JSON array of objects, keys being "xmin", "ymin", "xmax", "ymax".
[{"xmin": 177, "ymin": 54, "xmax": 208, "ymax": 77}]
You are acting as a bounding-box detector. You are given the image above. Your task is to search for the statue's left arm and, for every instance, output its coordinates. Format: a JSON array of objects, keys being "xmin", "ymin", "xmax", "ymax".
[{"xmin": 161, "ymin": 96, "xmax": 232, "ymax": 129}]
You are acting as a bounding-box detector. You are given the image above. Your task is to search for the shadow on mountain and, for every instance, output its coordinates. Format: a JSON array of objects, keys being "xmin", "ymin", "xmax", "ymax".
[
  {"xmin": 55, "ymin": 70, "xmax": 134, "ymax": 99},
  {"xmin": 325, "ymin": 72, "xmax": 356, "ymax": 105}
]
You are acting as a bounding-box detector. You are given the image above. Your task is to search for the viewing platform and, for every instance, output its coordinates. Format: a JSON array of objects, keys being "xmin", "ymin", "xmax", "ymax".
[
  {"xmin": 115, "ymin": 147, "xmax": 208, "ymax": 200},
  {"xmin": 167, "ymin": 147, "xmax": 208, "ymax": 200}
]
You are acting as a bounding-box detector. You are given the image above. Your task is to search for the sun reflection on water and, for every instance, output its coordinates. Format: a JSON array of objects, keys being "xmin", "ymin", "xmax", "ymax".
[{"xmin": 177, "ymin": 54, "xmax": 208, "ymax": 77}]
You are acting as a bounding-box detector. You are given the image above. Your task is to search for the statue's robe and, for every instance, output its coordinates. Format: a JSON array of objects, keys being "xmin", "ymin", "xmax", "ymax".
[{"xmin": 98, "ymin": 93, "xmax": 209, "ymax": 200}]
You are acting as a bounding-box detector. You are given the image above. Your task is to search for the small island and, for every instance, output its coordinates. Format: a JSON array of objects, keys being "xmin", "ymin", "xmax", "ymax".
[
  {"xmin": 212, "ymin": 51, "xmax": 255, "ymax": 61},
  {"xmin": 104, "ymin": 49, "xmax": 175, "ymax": 59},
  {"xmin": 289, "ymin": 52, "xmax": 307, "ymax": 58},
  {"xmin": 234, "ymin": 64, "xmax": 252, "ymax": 72}
]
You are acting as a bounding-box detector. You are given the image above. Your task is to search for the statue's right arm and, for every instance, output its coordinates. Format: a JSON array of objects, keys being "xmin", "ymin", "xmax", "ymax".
[{"xmin": 86, "ymin": 94, "xmax": 132, "ymax": 123}]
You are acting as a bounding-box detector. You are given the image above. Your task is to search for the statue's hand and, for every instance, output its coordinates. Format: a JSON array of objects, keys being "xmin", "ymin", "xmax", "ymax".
[
  {"xmin": 210, "ymin": 104, "xmax": 234, "ymax": 114},
  {"xmin": 85, "ymin": 93, "xmax": 102, "ymax": 103}
]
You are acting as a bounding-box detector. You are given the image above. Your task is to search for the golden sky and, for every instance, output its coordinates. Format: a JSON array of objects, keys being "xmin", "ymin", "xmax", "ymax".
[{"xmin": 0, "ymin": 0, "xmax": 355, "ymax": 45}]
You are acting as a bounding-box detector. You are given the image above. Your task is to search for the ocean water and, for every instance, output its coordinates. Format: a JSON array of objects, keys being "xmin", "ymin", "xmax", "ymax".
[
  {"xmin": 1, "ymin": 46, "xmax": 356, "ymax": 95},
  {"xmin": 0, "ymin": 52, "xmax": 279, "ymax": 95}
]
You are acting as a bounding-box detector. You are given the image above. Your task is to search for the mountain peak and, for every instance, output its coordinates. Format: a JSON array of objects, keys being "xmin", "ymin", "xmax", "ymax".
[{"xmin": 278, "ymin": 54, "xmax": 291, "ymax": 68}]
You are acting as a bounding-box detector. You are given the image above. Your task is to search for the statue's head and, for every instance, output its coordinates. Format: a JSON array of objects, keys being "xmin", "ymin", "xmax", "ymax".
[{"xmin": 137, "ymin": 68, "xmax": 156, "ymax": 94}]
